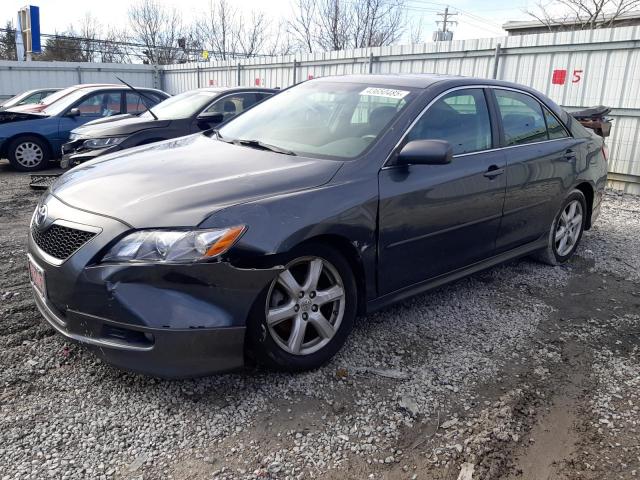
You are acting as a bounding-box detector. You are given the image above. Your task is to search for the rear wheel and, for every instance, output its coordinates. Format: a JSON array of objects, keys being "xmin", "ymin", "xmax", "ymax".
[
  {"xmin": 8, "ymin": 136, "xmax": 50, "ymax": 172},
  {"xmin": 247, "ymin": 244, "xmax": 357, "ymax": 372},
  {"xmin": 533, "ymin": 189, "xmax": 587, "ymax": 265}
]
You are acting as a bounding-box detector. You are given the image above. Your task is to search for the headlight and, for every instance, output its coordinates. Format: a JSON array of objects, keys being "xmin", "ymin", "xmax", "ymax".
[
  {"xmin": 83, "ymin": 137, "xmax": 126, "ymax": 149},
  {"xmin": 102, "ymin": 226, "xmax": 246, "ymax": 263}
]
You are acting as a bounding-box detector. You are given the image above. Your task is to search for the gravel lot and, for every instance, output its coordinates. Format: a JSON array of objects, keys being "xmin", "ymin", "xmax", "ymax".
[{"xmin": 1, "ymin": 161, "xmax": 639, "ymax": 480}]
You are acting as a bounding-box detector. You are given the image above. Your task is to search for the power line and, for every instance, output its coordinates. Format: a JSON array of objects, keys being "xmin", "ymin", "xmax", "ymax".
[{"xmin": 0, "ymin": 28, "xmax": 268, "ymax": 61}]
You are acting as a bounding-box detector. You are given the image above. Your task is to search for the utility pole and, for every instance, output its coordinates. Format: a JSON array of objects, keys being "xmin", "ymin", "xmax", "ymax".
[{"xmin": 434, "ymin": 6, "xmax": 457, "ymax": 41}]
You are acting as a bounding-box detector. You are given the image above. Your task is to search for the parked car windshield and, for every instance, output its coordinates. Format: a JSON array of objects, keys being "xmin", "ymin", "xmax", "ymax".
[
  {"xmin": 36, "ymin": 86, "xmax": 80, "ymax": 107},
  {"xmin": 140, "ymin": 90, "xmax": 223, "ymax": 120},
  {"xmin": 218, "ymin": 81, "xmax": 417, "ymax": 159}
]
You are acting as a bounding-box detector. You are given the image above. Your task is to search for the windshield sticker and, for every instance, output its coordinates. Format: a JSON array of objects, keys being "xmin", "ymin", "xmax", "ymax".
[{"xmin": 359, "ymin": 87, "xmax": 409, "ymax": 99}]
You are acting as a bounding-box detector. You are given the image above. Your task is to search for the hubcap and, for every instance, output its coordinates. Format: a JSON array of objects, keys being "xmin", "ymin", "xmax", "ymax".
[
  {"xmin": 15, "ymin": 142, "xmax": 44, "ymax": 168},
  {"xmin": 265, "ymin": 256, "xmax": 345, "ymax": 356},
  {"xmin": 555, "ymin": 200, "xmax": 583, "ymax": 257}
]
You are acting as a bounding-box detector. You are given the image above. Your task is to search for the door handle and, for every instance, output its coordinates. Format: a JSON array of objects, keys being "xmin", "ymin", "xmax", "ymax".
[
  {"xmin": 483, "ymin": 165, "xmax": 505, "ymax": 179},
  {"xmin": 564, "ymin": 149, "xmax": 577, "ymax": 160}
]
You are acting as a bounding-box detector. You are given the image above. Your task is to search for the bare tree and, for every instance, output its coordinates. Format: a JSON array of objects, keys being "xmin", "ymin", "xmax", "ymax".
[
  {"xmin": 315, "ymin": 0, "xmax": 351, "ymax": 51},
  {"xmin": 288, "ymin": 0, "xmax": 318, "ymax": 53},
  {"xmin": 266, "ymin": 20, "xmax": 296, "ymax": 56},
  {"xmin": 409, "ymin": 16, "xmax": 425, "ymax": 44},
  {"xmin": 100, "ymin": 28, "xmax": 132, "ymax": 63},
  {"xmin": 237, "ymin": 11, "xmax": 267, "ymax": 57},
  {"xmin": 129, "ymin": 0, "xmax": 183, "ymax": 64},
  {"xmin": 197, "ymin": 0, "xmax": 240, "ymax": 60},
  {"xmin": 526, "ymin": 0, "xmax": 640, "ymax": 31},
  {"xmin": 352, "ymin": 0, "xmax": 405, "ymax": 48},
  {"xmin": 75, "ymin": 13, "xmax": 102, "ymax": 62}
]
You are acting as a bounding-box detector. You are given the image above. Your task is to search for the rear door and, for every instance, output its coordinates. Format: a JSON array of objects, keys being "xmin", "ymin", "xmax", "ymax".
[
  {"xmin": 378, "ymin": 88, "xmax": 507, "ymax": 294},
  {"xmin": 490, "ymin": 88, "xmax": 577, "ymax": 253}
]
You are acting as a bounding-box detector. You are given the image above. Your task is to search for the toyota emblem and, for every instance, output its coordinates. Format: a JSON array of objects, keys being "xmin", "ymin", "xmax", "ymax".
[{"xmin": 34, "ymin": 204, "xmax": 48, "ymax": 228}]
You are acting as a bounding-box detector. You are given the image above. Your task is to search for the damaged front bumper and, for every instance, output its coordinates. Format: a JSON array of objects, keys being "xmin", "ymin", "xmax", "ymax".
[
  {"xmin": 27, "ymin": 194, "xmax": 281, "ymax": 378},
  {"xmin": 61, "ymin": 140, "xmax": 120, "ymax": 168}
]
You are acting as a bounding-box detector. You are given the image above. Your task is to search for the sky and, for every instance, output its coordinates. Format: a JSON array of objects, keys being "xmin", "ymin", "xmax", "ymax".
[{"xmin": 1, "ymin": 0, "xmax": 535, "ymax": 44}]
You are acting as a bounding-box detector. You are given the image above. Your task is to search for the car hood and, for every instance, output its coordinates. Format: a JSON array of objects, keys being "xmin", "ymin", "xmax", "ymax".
[
  {"xmin": 0, "ymin": 110, "xmax": 48, "ymax": 124},
  {"xmin": 82, "ymin": 113, "xmax": 135, "ymax": 127},
  {"xmin": 51, "ymin": 134, "xmax": 343, "ymax": 228},
  {"xmin": 72, "ymin": 115, "xmax": 170, "ymax": 138},
  {"xmin": 8, "ymin": 103, "xmax": 46, "ymax": 113}
]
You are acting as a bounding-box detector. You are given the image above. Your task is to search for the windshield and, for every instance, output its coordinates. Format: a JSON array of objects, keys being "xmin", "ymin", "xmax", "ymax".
[
  {"xmin": 3, "ymin": 91, "xmax": 33, "ymax": 108},
  {"xmin": 140, "ymin": 90, "xmax": 222, "ymax": 120},
  {"xmin": 218, "ymin": 81, "xmax": 416, "ymax": 159},
  {"xmin": 38, "ymin": 86, "xmax": 79, "ymax": 107}
]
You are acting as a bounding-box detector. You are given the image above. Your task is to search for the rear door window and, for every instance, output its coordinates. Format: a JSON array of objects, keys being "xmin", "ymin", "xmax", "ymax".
[
  {"xmin": 494, "ymin": 90, "xmax": 548, "ymax": 146},
  {"xmin": 406, "ymin": 88, "xmax": 492, "ymax": 155},
  {"xmin": 544, "ymin": 107, "xmax": 570, "ymax": 140}
]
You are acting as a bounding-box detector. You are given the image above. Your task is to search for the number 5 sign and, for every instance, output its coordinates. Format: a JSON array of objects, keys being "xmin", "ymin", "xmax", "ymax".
[{"xmin": 552, "ymin": 69, "xmax": 583, "ymax": 85}]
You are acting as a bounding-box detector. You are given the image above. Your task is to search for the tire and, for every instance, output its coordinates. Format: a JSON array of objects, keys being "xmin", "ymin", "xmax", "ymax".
[
  {"xmin": 246, "ymin": 243, "xmax": 357, "ymax": 372},
  {"xmin": 533, "ymin": 189, "xmax": 587, "ymax": 265},
  {"xmin": 7, "ymin": 136, "xmax": 51, "ymax": 172}
]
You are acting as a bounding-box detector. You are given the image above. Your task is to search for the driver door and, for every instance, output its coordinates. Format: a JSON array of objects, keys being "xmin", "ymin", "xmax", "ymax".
[{"xmin": 378, "ymin": 88, "xmax": 507, "ymax": 295}]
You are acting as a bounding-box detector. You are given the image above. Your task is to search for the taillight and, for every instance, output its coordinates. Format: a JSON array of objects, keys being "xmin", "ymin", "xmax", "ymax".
[{"xmin": 602, "ymin": 144, "xmax": 609, "ymax": 162}]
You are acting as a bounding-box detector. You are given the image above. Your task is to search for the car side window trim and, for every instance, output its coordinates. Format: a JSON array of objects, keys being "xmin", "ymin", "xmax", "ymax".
[{"xmin": 383, "ymin": 84, "xmax": 574, "ymax": 168}]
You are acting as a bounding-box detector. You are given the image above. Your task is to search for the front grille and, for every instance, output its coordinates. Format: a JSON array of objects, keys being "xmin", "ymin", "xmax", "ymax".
[{"xmin": 31, "ymin": 223, "xmax": 97, "ymax": 261}]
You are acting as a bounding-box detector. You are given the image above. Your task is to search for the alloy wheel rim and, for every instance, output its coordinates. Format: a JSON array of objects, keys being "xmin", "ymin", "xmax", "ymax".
[
  {"xmin": 555, "ymin": 200, "xmax": 583, "ymax": 257},
  {"xmin": 15, "ymin": 142, "xmax": 44, "ymax": 168},
  {"xmin": 265, "ymin": 256, "xmax": 345, "ymax": 356}
]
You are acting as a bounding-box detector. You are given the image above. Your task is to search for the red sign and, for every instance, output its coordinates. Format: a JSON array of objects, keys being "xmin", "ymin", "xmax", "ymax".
[
  {"xmin": 552, "ymin": 69, "xmax": 583, "ymax": 85},
  {"xmin": 552, "ymin": 69, "xmax": 567, "ymax": 85},
  {"xmin": 255, "ymin": 78, "xmax": 261, "ymax": 86},
  {"xmin": 308, "ymin": 74, "xmax": 314, "ymax": 80},
  {"xmin": 208, "ymin": 79, "xmax": 215, "ymax": 86}
]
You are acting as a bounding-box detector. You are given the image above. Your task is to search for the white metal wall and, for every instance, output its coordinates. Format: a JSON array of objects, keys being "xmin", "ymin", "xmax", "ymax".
[
  {"xmin": 0, "ymin": 61, "xmax": 159, "ymax": 99},
  {"xmin": 162, "ymin": 25, "xmax": 640, "ymax": 193}
]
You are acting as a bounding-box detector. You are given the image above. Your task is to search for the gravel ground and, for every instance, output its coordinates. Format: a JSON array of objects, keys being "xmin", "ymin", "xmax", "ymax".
[{"xmin": 0, "ymin": 162, "xmax": 639, "ymax": 480}]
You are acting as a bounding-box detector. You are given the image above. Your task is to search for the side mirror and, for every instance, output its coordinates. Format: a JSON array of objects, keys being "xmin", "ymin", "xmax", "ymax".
[
  {"xmin": 196, "ymin": 112, "xmax": 224, "ymax": 124},
  {"xmin": 397, "ymin": 139, "xmax": 453, "ymax": 166},
  {"xmin": 66, "ymin": 108, "xmax": 81, "ymax": 118}
]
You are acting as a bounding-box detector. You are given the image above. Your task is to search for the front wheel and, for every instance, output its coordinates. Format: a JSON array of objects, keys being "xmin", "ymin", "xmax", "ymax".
[
  {"xmin": 8, "ymin": 136, "xmax": 51, "ymax": 172},
  {"xmin": 533, "ymin": 189, "xmax": 587, "ymax": 265},
  {"xmin": 246, "ymin": 244, "xmax": 357, "ymax": 372}
]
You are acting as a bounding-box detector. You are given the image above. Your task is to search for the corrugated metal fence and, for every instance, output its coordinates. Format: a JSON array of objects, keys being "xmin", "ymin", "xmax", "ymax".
[
  {"xmin": 0, "ymin": 26, "xmax": 639, "ymax": 192},
  {"xmin": 0, "ymin": 61, "xmax": 159, "ymax": 99}
]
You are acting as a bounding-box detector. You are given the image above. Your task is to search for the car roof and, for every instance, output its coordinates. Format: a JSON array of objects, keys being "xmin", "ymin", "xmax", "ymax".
[
  {"xmin": 312, "ymin": 74, "xmax": 542, "ymax": 92},
  {"xmin": 191, "ymin": 87, "xmax": 277, "ymax": 93},
  {"xmin": 314, "ymin": 74, "xmax": 457, "ymax": 88}
]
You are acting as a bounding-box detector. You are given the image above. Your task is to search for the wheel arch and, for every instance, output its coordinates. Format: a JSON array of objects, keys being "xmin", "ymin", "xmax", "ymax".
[
  {"xmin": 573, "ymin": 181, "xmax": 595, "ymax": 230},
  {"xmin": 4, "ymin": 132, "xmax": 54, "ymax": 159},
  {"xmin": 294, "ymin": 234, "xmax": 368, "ymax": 316}
]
